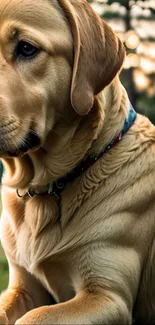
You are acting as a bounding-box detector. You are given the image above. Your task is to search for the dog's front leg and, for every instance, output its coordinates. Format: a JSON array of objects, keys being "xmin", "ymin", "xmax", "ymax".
[
  {"xmin": 0, "ymin": 286, "xmax": 33, "ymax": 325},
  {"xmin": 15, "ymin": 289, "xmax": 131, "ymax": 325},
  {"xmin": 0, "ymin": 264, "xmax": 52, "ymax": 325}
]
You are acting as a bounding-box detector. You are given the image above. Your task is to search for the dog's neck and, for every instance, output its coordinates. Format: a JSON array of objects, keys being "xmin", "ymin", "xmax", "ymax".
[
  {"xmin": 2, "ymin": 77, "xmax": 128, "ymax": 191},
  {"xmin": 90, "ymin": 76, "xmax": 128, "ymax": 156}
]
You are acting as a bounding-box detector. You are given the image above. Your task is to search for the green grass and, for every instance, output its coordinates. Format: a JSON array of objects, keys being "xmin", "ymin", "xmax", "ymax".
[
  {"xmin": 0, "ymin": 244, "xmax": 5, "ymax": 257},
  {"xmin": 0, "ymin": 256, "xmax": 8, "ymax": 293},
  {"xmin": 0, "ymin": 245, "xmax": 9, "ymax": 293},
  {"xmin": 0, "ymin": 201, "xmax": 9, "ymax": 293}
]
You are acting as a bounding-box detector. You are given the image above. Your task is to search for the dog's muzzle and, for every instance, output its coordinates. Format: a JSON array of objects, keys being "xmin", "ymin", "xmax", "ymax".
[
  {"xmin": 6, "ymin": 131, "xmax": 41, "ymax": 157},
  {"xmin": 19, "ymin": 131, "xmax": 41, "ymax": 153}
]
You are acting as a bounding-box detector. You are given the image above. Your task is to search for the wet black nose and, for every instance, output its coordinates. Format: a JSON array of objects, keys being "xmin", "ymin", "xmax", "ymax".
[{"xmin": 19, "ymin": 132, "xmax": 41, "ymax": 153}]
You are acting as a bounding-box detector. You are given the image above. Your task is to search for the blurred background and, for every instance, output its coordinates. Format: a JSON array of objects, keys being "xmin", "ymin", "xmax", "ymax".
[
  {"xmin": 88, "ymin": 0, "xmax": 155, "ymax": 122},
  {"xmin": 0, "ymin": 0, "xmax": 155, "ymax": 292}
]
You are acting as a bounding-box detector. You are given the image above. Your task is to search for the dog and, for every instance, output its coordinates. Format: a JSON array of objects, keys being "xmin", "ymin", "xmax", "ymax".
[{"xmin": 0, "ymin": 0, "xmax": 155, "ymax": 324}]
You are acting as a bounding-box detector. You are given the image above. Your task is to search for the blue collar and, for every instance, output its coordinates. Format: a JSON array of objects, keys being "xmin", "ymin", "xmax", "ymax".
[
  {"xmin": 122, "ymin": 103, "xmax": 137, "ymax": 136},
  {"xmin": 1, "ymin": 103, "xmax": 137, "ymax": 197}
]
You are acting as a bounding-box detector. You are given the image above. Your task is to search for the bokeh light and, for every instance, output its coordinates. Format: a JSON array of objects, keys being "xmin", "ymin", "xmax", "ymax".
[
  {"xmin": 134, "ymin": 69, "xmax": 150, "ymax": 91},
  {"xmin": 125, "ymin": 30, "xmax": 140, "ymax": 49}
]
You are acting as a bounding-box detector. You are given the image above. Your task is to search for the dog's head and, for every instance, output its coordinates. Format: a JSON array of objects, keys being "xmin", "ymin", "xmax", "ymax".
[{"xmin": 0, "ymin": 0, "xmax": 125, "ymax": 157}]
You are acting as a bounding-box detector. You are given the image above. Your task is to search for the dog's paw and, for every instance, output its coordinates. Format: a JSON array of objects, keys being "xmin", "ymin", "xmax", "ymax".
[{"xmin": 0, "ymin": 308, "xmax": 8, "ymax": 325}]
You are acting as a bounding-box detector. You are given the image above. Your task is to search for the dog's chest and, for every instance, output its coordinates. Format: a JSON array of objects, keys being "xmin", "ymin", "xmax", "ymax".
[
  {"xmin": 15, "ymin": 220, "xmax": 75, "ymax": 302},
  {"xmin": 15, "ymin": 217, "xmax": 61, "ymax": 271}
]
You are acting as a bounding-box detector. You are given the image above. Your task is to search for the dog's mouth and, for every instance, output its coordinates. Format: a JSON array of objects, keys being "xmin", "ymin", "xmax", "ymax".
[
  {"xmin": 7, "ymin": 132, "xmax": 41, "ymax": 157},
  {"xmin": 19, "ymin": 132, "xmax": 41, "ymax": 153}
]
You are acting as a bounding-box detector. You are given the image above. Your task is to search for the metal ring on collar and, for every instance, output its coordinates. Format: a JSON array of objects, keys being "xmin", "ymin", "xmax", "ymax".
[
  {"xmin": 27, "ymin": 189, "xmax": 35, "ymax": 198},
  {"xmin": 55, "ymin": 180, "xmax": 65, "ymax": 190},
  {"xmin": 16, "ymin": 189, "xmax": 24, "ymax": 198},
  {"xmin": 16, "ymin": 189, "xmax": 35, "ymax": 198}
]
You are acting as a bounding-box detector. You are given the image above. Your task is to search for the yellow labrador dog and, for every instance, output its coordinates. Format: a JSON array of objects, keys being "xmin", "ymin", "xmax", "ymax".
[{"xmin": 0, "ymin": 0, "xmax": 155, "ymax": 324}]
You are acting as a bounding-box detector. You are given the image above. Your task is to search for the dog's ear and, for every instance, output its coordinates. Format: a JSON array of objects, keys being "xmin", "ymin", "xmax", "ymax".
[{"xmin": 58, "ymin": 0, "xmax": 125, "ymax": 115}]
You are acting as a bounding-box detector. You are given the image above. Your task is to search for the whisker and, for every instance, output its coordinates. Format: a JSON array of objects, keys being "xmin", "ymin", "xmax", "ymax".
[
  {"xmin": 55, "ymin": 111, "xmax": 72, "ymax": 123},
  {"xmin": 20, "ymin": 118, "xmax": 63, "ymax": 136}
]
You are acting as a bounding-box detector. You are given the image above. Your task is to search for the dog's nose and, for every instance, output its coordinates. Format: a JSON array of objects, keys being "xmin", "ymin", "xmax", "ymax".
[{"xmin": 19, "ymin": 132, "xmax": 41, "ymax": 153}]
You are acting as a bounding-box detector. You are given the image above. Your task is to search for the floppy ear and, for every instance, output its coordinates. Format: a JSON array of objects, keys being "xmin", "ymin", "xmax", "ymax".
[{"xmin": 58, "ymin": 0, "xmax": 125, "ymax": 115}]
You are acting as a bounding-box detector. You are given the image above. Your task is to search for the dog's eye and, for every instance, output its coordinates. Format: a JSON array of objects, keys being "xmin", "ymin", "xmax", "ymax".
[{"xmin": 16, "ymin": 41, "xmax": 40, "ymax": 59}]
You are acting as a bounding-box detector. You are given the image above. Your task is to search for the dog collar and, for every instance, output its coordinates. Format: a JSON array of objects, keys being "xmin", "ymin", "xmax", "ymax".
[
  {"xmin": 16, "ymin": 102, "xmax": 137, "ymax": 200},
  {"xmin": 0, "ymin": 103, "xmax": 136, "ymax": 199}
]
